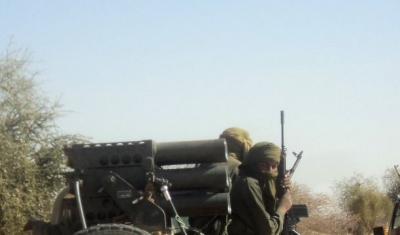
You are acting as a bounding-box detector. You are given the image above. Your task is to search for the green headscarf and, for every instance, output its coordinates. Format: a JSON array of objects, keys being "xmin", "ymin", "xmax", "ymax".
[
  {"xmin": 242, "ymin": 141, "xmax": 281, "ymax": 166},
  {"xmin": 219, "ymin": 127, "xmax": 253, "ymax": 162},
  {"xmin": 241, "ymin": 141, "xmax": 282, "ymax": 212}
]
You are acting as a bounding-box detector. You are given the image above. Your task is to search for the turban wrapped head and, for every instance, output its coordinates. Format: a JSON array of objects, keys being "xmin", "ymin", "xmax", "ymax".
[
  {"xmin": 219, "ymin": 127, "xmax": 253, "ymax": 162},
  {"xmin": 243, "ymin": 141, "xmax": 281, "ymax": 166},
  {"xmin": 241, "ymin": 141, "xmax": 282, "ymax": 212}
]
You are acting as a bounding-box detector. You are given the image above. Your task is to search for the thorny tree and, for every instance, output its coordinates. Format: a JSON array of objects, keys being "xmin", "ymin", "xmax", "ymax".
[
  {"xmin": 0, "ymin": 44, "xmax": 86, "ymax": 235},
  {"xmin": 291, "ymin": 183, "xmax": 357, "ymax": 235},
  {"xmin": 334, "ymin": 173, "xmax": 392, "ymax": 235}
]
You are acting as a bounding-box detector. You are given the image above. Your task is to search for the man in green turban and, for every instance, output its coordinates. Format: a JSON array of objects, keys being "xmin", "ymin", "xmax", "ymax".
[{"xmin": 228, "ymin": 142, "xmax": 292, "ymax": 235}]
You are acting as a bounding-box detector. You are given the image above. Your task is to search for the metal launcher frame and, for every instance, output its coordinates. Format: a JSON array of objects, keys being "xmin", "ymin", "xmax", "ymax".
[{"xmin": 63, "ymin": 139, "xmax": 230, "ymax": 233}]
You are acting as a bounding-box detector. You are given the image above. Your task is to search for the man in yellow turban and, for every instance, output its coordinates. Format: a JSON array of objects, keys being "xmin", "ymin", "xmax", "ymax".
[
  {"xmin": 189, "ymin": 127, "xmax": 253, "ymax": 235},
  {"xmin": 219, "ymin": 127, "xmax": 253, "ymax": 182},
  {"xmin": 219, "ymin": 127, "xmax": 253, "ymax": 162}
]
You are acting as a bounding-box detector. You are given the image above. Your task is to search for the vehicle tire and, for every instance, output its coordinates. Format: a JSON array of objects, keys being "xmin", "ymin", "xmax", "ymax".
[{"xmin": 73, "ymin": 224, "xmax": 151, "ymax": 235}]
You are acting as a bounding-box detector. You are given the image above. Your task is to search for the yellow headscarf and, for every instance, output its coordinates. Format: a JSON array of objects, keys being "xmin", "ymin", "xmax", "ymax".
[{"xmin": 219, "ymin": 127, "xmax": 253, "ymax": 162}]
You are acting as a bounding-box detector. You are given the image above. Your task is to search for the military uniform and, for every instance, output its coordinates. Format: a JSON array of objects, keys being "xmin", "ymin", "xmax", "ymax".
[
  {"xmin": 228, "ymin": 171, "xmax": 285, "ymax": 235},
  {"xmin": 228, "ymin": 142, "xmax": 290, "ymax": 235}
]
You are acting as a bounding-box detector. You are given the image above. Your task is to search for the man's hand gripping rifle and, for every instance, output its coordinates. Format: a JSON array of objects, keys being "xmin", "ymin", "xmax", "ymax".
[{"xmin": 277, "ymin": 111, "xmax": 308, "ymax": 235}]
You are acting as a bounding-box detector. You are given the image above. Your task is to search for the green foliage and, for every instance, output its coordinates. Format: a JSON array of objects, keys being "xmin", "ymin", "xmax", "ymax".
[
  {"xmin": 0, "ymin": 45, "xmax": 87, "ymax": 235},
  {"xmin": 334, "ymin": 173, "xmax": 393, "ymax": 235},
  {"xmin": 383, "ymin": 167, "xmax": 400, "ymax": 202}
]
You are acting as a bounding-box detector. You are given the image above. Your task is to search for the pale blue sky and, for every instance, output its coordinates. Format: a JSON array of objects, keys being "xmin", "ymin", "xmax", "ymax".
[{"xmin": 1, "ymin": 1, "xmax": 399, "ymax": 193}]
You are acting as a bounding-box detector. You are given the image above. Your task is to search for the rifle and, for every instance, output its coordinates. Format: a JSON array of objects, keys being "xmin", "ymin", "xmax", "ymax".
[
  {"xmin": 394, "ymin": 165, "xmax": 400, "ymax": 178},
  {"xmin": 277, "ymin": 110, "xmax": 287, "ymax": 198},
  {"xmin": 277, "ymin": 111, "xmax": 308, "ymax": 235}
]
